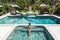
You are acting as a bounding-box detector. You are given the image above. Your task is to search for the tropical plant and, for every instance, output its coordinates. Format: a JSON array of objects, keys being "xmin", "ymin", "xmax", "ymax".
[{"xmin": 0, "ymin": 0, "xmax": 59, "ymax": 12}]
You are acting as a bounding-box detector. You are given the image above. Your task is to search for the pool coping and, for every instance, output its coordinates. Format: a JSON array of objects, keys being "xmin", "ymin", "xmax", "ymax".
[
  {"xmin": 0, "ymin": 13, "xmax": 60, "ymax": 40},
  {"xmin": 0, "ymin": 12, "xmax": 60, "ymax": 19},
  {"xmin": 0, "ymin": 13, "xmax": 10, "ymax": 19},
  {"xmin": 0, "ymin": 24, "xmax": 60, "ymax": 40}
]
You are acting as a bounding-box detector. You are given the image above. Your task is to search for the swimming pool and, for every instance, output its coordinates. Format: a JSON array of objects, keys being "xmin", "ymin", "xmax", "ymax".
[
  {"xmin": 7, "ymin": 26, "xmax": 54, "ymax": 40},
  {"xmin": 0, "ymin": 16, "xmax": 60, "ymax": 24}
]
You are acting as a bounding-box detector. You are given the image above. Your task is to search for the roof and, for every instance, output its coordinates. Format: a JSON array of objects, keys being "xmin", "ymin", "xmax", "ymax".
[
  {"xmin": 40, "ymin": 3, "xmax": 47, "ymax": 7},
  {"xmin": 10, "ymin": 4, "xmax": 19, "ymax": 7}
]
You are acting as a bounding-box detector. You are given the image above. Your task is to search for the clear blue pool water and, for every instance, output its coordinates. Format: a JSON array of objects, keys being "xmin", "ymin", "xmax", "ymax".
[
  {"xmin": 7, "ymin": 26, "xmax": 54, "ymax": 40},
  {"xmin": 0, "ymin": 16, "xmax": 60, "ymax": 24}
]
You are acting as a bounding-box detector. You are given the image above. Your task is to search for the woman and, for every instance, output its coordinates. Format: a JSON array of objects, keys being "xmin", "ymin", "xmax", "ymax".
[{"xmin": 27, "ymin": 23, "xmax": 32, "ymax": 37}]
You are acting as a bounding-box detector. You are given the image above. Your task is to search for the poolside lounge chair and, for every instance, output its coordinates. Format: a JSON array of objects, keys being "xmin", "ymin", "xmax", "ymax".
[
  {"xmin": 10, "ymin": 10, "xmax": 22, "ymax": 15},
  {"xmin": 10, "ymin": 11, "xmax": 23, "ymax": 16}
]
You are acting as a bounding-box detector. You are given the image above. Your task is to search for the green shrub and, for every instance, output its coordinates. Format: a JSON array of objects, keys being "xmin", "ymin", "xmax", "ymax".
[
  {"xmin": 4, "ymin": 2, "xmax": 10, "ymax": 13},
  {"xmin": 33, "ymin": 10, "xmax": 38, "ymax": 12},
  {"xmin": 2, "ymin": 8, "xmax": 6, "ymax": 14}
]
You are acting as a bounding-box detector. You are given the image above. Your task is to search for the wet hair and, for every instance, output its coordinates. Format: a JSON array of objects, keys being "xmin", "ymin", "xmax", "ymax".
[
  {"xmin": 29, "ymin": 23, "xmax": 31, "ymax": 25},
  {"xmin": 28, "ymin": 23, "xmax": 31, "ymax": 27}
]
